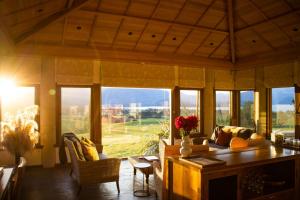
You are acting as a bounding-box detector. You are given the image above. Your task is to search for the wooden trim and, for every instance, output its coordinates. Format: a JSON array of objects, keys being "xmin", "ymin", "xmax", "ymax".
[
  {"xmin": 15, "ymin": 0, "xmax": 90, "ymax": 44},
  {"xmin": 295, "ymin": 84, "xmax": 300, "ymax": 139},
  {"xmin": 78, "ymin": 10, "xmax": 229, "ymax": 35},
  {"xmin": 227, "ymin": 0, "xmax": 236, "ymax": 64},
  {"xmin": 16, "ymin": 44, "xmax": 234, "ymax": 69}
]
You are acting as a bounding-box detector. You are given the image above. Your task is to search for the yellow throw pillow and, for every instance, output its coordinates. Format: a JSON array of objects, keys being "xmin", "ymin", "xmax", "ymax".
[
  {"xmin": 80, "ymin": 137, "xmax": 99, "ymax": 161},
  {"xmin": 230, "ymin": 137, "xmax": 248, "ymax": 149}
]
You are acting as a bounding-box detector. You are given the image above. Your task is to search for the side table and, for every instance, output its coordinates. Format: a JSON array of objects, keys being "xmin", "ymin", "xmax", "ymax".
[{"xmin": 133, "ymin": 163, "xmax": 151, "ymax": 197}]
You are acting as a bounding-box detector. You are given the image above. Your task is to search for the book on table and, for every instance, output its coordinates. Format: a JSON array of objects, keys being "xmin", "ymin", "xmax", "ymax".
[{"xmin": 144, "ymin": 156, "xmax": 159, "ymax": 161}]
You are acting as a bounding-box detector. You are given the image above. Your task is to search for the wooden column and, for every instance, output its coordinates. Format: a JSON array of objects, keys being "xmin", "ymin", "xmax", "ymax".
[
  {"xmin": 255, "ymin": 67, "xmax": 268, "ymax": 137},
  {"xmin": 203, "ymin": 69, "xmax": 215, "ymax": 137},
  {"xmin": 91, "ymin": 84, "xmax": 102, "ymax": 151},
  {"xmin": 40, "ymin": 57, "xmax": 56, "ymax": 167},
  {"xmin": 171, "ymin": 86, "xmax": 180, "ymax": 144}
]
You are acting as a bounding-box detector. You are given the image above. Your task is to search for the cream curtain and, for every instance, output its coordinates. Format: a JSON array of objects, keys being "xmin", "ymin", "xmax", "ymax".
[
  {"xmin": 214, "ymin": 69, "xmax": 235, "ymax": 90},
  {"xmin": 55, "ymin": 58, "xmax": 95, "ymax": 85},
  {"xmin": 264, "ymin": 62, "xmax": 294, "ymax": 88},
  {"xmin": 101, "ymin": 61, "xmax": 176, "ymax": 88},
  {"xmin": 235, "ymin": 68, "xmax": 255, "ymax": 90},
  {"xmin": 177, "ymin": 66, "xmax": 205, "ymax": 88}
]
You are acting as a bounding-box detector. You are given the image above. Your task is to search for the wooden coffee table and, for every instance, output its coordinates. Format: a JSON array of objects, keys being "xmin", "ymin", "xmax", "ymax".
[{"xmin": 128, "ymin": 156, "xmax": 155, "ymax": 184}]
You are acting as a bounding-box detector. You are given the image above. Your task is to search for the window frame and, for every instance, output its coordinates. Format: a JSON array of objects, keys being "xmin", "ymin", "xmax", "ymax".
[
  {"xmin": 56, "ymin": 85, "xmax": 93, "ymax": 145},
  {"xmin": 268, "ymin": 87, "xmax": 296, "ymax": 137},
  {"xmin": 178, "ymin": 87, "xmax": 204, "ymax": 135}
]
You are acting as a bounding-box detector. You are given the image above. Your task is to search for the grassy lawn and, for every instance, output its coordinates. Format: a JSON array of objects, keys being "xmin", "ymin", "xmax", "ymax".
[{"xmin": 102, "ymin": 118, "xmax": 167, "ymax": 158}]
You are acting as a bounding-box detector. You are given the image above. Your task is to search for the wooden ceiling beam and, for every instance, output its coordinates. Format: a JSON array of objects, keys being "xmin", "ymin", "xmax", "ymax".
[
  {"xmin": 227, "ymin": 0, "xmax": 236, "ymax": 64},
  {"xmin": 15, "ymin": 0, "xmax": 91, "ymax": 45},
  {"xmin": 15, "ymin": 43, "xmax": 234, "ymax": 69},
  {"xmin": 236, "ymin": 8, "xmax": 300, "ymax": 32},
  {"xmin": 78, "ymin": 9, "xmax": 229, "ymax": 35}
]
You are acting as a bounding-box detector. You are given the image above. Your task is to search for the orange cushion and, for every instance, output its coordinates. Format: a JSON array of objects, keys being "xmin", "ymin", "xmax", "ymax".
[{"xmin": 80, "ymin": 137, "xmax": 99, "ymax": 161}]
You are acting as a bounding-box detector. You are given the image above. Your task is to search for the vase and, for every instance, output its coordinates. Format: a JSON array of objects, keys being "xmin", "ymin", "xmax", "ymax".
[{"xmin": 180, "ymin": 135, "xmax": 192, "ymax": 158}]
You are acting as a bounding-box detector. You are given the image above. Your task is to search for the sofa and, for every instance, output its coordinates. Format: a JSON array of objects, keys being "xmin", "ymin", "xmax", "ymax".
[{"xmin": 209, "ymin": 126, "xmax": 255, "ymax": 149}]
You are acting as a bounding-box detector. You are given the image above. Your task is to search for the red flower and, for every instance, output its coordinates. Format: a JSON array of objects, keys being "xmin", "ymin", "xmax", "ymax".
[
  {"xmin": 175, "ymin": 116, "xmax": 186, "ymax": 129},
  {"xmin": 175, "ymin": 115, "xmax": 198, "ymax": 132}
]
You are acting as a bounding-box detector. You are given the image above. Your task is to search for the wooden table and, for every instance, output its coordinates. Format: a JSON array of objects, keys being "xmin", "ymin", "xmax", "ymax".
[
  {"xmin": 0, "ymin": 168, "xmax": 14, "ymax": 200},
  {"xmin": 165, "ymin": 146, "xmax": 300, "ymax": 200},
  {"xmin": 128, "ymin": 156, "xmax": 154, "ymax": 184}
]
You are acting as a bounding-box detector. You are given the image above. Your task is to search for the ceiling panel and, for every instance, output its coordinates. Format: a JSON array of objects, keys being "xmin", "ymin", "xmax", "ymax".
[
  {"xmin": 176, "ymin": 30, "xmax": 210, "ymax": 55},
  {"xmin": 127, "ymin": 0, "xmax": 158, "ymax": 18},
  {"xmin": 197, "ymin": 0, "xmax": 226, "ymax": 28},
  {"xmin": 152, "ymin": 0, "xmax": 186, "ymax": 21}
]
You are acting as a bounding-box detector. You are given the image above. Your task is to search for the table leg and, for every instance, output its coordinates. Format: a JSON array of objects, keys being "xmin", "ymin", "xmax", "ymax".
[{"xmin": 134, "ymin": 168, "xmax": 136, "ymax": 175}]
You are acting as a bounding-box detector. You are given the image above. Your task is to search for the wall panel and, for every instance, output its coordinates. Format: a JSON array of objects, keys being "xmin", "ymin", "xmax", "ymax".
[
  {"xmin": 178, "ymin": 67, "xmax": 205, "ymax": 88},
  {"xmin": 235, "ymin": 68, "xmax": 255, "ymax": 90},
  {"xmin": 264, "ymin": 62, "xmax": 294, "ymax": 88}
]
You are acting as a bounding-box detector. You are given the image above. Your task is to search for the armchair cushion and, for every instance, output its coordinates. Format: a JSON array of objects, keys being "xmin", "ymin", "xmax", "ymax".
[{"xmin": 80, "ymin": 137, "xmax": 100, "ymax": 161}]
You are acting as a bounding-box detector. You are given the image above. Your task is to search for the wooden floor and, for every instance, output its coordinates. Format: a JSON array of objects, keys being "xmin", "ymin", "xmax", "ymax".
[{"xmin": 22, "ymin": 160, "xmax": 156, "ymax": 200}]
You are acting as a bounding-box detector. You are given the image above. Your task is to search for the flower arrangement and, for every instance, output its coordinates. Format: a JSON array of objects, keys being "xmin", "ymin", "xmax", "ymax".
[
  {"xmin": 175, "ymin": 115, "xmax": 198, "ymax": 137},
  {"xmin": 1, "ymin": 106, "xmax": 39, "ymax": 164}
]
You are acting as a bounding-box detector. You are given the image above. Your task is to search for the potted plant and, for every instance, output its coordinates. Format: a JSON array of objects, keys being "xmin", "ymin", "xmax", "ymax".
[
  {"xmin": 1, "ymin": 106, "xmax": 39, "ymax": 165},
  {"xmin": 175, "ymin": 116, "xmax": 198, "ymax": 157}
]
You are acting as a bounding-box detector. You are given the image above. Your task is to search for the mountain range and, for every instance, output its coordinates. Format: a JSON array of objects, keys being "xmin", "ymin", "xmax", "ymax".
[{"xmin": 62, "ymin": 88, "xmax": 295, "ymax": 107}]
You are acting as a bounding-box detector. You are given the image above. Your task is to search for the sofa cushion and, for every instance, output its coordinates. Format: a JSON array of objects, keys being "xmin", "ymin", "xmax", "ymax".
[
  {"xmin": 238, "ymin": 129, "xmax": 253, "ymax": 139},
  {"xmin": 80, "ymin": 137, "xmax": 100, "ymax": 161},
  {"xmin": 69, "ymin": 137, "xmax": 86, "ymax": 161},
  {"xmin": 211, "ymin": 126, "xmax": 224, "ymax": 141},
  {"xmin": 215, "ymin": 130, "xmax": 232, "ymax": 146}
]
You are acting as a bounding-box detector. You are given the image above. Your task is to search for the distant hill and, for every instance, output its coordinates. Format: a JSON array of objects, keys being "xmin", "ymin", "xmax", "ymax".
[{"xmin": 62, "ymin": 87, "xmax": 295, "ymax": 107}]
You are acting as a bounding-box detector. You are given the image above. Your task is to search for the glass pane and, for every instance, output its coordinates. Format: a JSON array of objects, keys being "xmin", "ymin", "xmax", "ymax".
[
  {"xmin": 61, "ymin": 88, "xmax": 91, "ymax": 138},
  {"xmin": 1, "ymin": 87, "xmax": 35, "ymax": 121},
  {"xmin": 240, "ymin": 91, "xmax": 255, "ymax": 128},
  {"xmin": 102, "ymin": 87, "xmax": 171, "ymax": 158},
  {"xmin": 272, "ymin": 87, "xmax": 295, "ymax": 132},
  {"xmin": 1, "ymin": 87, "xmax": 36, "ymax": 143},
  {"xmin": 180, "ymin": 90, "xmax": 201, "ymax": 132},
  {"xmin": 216, "ymin": 91, "xmax": 231, "ymax": 126}
]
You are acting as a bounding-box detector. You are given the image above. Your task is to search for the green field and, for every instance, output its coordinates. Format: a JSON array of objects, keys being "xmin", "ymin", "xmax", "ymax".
[{"xmin": 102, "ymin": 118, "xmax": 167, "ymax": 158}]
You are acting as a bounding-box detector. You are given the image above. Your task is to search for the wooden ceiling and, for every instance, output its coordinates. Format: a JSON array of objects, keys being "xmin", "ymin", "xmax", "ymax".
[{"xmin": 0, "ymin": 0, "xmax": 300, "ymax": 66}]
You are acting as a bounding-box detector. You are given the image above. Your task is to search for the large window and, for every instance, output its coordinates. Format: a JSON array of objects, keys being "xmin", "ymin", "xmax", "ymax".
[
  {"xmin": 60, "ymin": 87, "xmax": 91, "ymax": 138},
  {"xmin": 102, "ymin": 87, "xmax": 171, "ymax": 158},
  {"xmin": 180, "ymin": 89, "xmax": 201, "ymax": 132},
  {"xmin": 215, "ymin": 91, "xmax": 231, "ymax": 126},
  {"xmin": 0, "ymin": 86, "xmax": 37, "ymax": 143},
  {"xmin": 272, "ymin": 87, "xmax": 295, "ymax": 132},
  {"xmin": 239, "ymin": 91, "xmax": 255, "ymax": 128}
]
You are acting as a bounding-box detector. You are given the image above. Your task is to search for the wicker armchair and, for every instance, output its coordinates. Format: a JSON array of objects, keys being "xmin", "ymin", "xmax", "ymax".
[{"xmin": 64, "ymin": 138, "xmax": 121, "ymax": 195}]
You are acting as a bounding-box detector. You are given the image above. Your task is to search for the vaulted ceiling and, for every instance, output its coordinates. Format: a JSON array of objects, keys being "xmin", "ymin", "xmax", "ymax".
[{"xmin": 0, "ymin": 0, "xmax": 300, "ymax": 66}]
